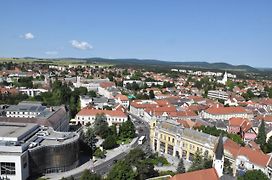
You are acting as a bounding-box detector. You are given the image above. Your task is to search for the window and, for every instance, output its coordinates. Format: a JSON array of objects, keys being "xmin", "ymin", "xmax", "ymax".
[{"xmin": 0, "ymin": 162, "xmax": 16, "ymax": 175}]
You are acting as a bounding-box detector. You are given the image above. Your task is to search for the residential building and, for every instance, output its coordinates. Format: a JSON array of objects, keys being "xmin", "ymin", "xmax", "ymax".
[
  {"xmin": 115, "ymin": 94, "xmax": 129, "ymax": 108},
  {"xmin": 74, "ymin": 108, "xmax": 127, "ymax": 126},
  {"xmin": 223, "ymin": 138, "xmax": 272, "ymax": 178},
  {"xmin": 208, "ymin": 90, "xmax": 229, "ymax": 101},
  {"xmin": 2, "ymin": 101, "xmax": 69, "ymax": 131},
  {"xmin": 202, "ymin": 106, "xmax": 251, "ymax": 120},
  {"xmin": 228, "ymin": 117, "xmax": 257, "ymax": 142},
  {"xmin": 19, "ymin": 88, "xmax": 48, "ymax": 97},
  {"xmin": 80, "ymin": 95, "xmax": 92, "ymax": 109}
]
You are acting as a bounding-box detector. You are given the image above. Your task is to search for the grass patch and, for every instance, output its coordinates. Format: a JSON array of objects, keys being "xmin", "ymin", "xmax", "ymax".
[{"xmin": 117, "ymin": 138, "xmax": 132, "ymax": 145}]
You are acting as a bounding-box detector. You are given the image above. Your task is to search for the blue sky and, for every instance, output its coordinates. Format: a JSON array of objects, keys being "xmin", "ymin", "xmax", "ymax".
[{"xmin": 0, "ymin": 1, "xmax": 272, "ymax": 67}]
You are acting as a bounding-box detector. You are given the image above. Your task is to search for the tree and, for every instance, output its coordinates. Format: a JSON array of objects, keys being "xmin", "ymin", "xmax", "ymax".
[
  {"xmin": 149, "ymin": 90, "xmax": 155, "ymax": 99},
  {"xmin": 107, "ymin": 161, "xmax": 136, "ymax": 180},
  {"xmin": 102, "ymin": 135, "xmax": 118, "ymax": 150},
  {"xmin": 136, "ymin": 161, "xmax": 159, "ymax": 180},
  {"xmin": 110, "ymin": 125, "xmax": 117, "ymax": 137},
  {"xmin": 223, "ymin": 158, "xmax": 233, "ymax": 175},
  {"xmin": 88, "ymin": 90, "xmax": 97, "ymax": 97},
  {"xmin": 93, "ymin": 148, "xmax": 106, "ymax": 159},
  {"xmin": 237, "ymin": 170, "xmax": 269, "ymax": 180},
  {"xmin": 256, "ymin": 120, "xmax": 267, "ymax": 149},
  {"xmin": 119, "ymin": 119, "xmax": 136, "ymax": 140},
  {"xmin": 125, "ymin": 148, "xmax": 145, "ymax": 164},
  {"xmin": 83, "ymin": 127, "xmax": 96, "ymax": 155},
  {"xmin": 266, "ymin": 136, "xmax": 272, "ymax": 153},
  {"xmin": 176, "ymin": 158, "xmax": 186, "ymax": 174},
  {"xmin": 80, "ymin": 169, "xmax": 101, "ymax": 180},
  {"xmin": 188, "ymin": 150, "xmax": 204, "ymax": 172},
  {"xmin": 94, "ymin": 114, "xmax": 110, "ymax": 139},
  {"xmin": 203, "ymin": 157, "xmax": 213, "ymax": 169},
  {"xmin": 227, "ymin": 134, "xmax": 244, "ymax": 146}
]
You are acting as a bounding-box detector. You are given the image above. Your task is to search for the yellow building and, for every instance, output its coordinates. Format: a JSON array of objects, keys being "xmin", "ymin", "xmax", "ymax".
[{"xmin": 150, "ymin": 119, "xmax": 218, "ymax": 161}]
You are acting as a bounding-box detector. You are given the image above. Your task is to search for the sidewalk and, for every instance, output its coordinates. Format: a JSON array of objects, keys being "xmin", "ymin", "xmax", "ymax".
[{"xmin": 43, "ymin": 137, "xmax": 138, "ymax": 180}]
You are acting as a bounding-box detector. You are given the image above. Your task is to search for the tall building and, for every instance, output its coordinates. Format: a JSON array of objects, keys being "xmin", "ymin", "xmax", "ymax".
[{"xmin": 0, "ymin": 122, "xmax": 79, "ymax": 180}]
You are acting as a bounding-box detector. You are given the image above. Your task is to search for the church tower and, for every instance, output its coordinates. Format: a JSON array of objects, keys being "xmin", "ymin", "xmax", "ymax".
[{"xmin": 213, "ymin": 135, "xmax": 224, "ymax": 177}]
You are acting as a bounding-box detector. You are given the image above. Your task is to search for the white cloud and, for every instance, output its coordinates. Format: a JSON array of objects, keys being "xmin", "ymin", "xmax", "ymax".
[
  {"xmin": 70, "ymin": 40, "xmax": 92, "ymax": 50},
  {"xmin": 45, "ymin": 51, "xmax": 58, "ymax": 55},
  {"xmin": 21, "ymin": 32, "xmax": 35, "ymax": 40}
]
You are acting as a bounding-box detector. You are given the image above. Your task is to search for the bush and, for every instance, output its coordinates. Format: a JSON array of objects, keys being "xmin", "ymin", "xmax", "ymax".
[{"xmin": 93, "ymin": 148, "xmax": 106, "ymax": 159}]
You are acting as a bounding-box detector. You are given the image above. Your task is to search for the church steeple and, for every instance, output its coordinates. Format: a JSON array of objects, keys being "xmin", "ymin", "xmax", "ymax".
[{"xmin": 213, "ymin": 135, "xmax": 224, "ymax": 177}]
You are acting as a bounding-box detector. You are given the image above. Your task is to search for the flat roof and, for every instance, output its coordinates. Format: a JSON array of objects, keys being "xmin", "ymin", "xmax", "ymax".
[{"xmin": 0, "ymin": 122, "xmax": 39, "ymax": 141}]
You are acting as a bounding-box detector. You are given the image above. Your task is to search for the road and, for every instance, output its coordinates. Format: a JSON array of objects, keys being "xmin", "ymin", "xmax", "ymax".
[{"xmin": 128, "ymin": 113, "xmax": 152, "ymax": 154}]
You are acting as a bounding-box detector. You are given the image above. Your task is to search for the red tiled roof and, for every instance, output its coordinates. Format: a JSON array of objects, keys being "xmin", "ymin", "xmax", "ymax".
[
  {"xmin": 99, "ymin": 82, "xmax": 115, "ymax": 88},
  {"xmin": 224, "ymin": 139, "xmax": 270, "ymax": 167},
  {"xmin": 205, "ymin": 106, "xmax": 246, "ymax": 115},
  {"xmin": 224, "ymin": 139, "xmax": 241, "ymax": 157},
  {"xmin": 256, "ymin": 115, "xmax": 272, "ymax": 122},
  {"xmin": 116, "ymin": 94, "xmax": 128, "ymax": 101},
  {"xmin": 238, "ymin": 147, "xmax": 270, "ymax": 167},
  {"xmin": 170, "ymin": 168, "xmax": 219, "ymax": 180},
  {"xmin": 77, "ymin": 108, "xmax": 127, "ymax": 117}
]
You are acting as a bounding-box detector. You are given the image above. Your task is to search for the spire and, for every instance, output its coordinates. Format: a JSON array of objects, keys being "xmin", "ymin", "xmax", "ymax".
[{"xmin": 215, "ymin": 134, "xmax": 224, "ymax": 160}]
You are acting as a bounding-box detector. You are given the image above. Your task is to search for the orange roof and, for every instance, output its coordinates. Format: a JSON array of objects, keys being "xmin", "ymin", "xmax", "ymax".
[
  {"xmin": 229, "ymin": 117, "xmax": 248, "ymax": 126},
  {"xmin": 224, "ymin": 139, "xmax": 270, "ymax": 167},
  {"xmin": 77, "ymin": 108, "xmax": 127, "ymax": 117},
  {"xmin": 116, "ymin": 94, "xmax": 128, "ymax": 101},
  {"xmin": 205, "ymin": 106, "xmax": 246, "ymax": 115},
  {"xmin": 170, "ymin": 168, "xmax": 219, "ymax": 180},
  {"xmin": 99, "ymin": 82, "xmax": 115, "ymax": 88},
  {"xmin": 224, "ymin": 139, "xmax": 241, "ymax": 157},
  {"xmin": 188, "ymin": 95, "xmax": 205, "ymax": 102},
  {"xmin": 130, "ymin": 99, "xmax": 170, "ymax": 109},
  {"xmin": 238, "ymin": 147, "xmax": 270, "ymax": 167},
  {"xmin": 257, "ymin": 115, "xmax": 272, "ymax": 122},
  {"xmin": 260, "ymin": 98, "xmax": 272, "ymax": 105}
]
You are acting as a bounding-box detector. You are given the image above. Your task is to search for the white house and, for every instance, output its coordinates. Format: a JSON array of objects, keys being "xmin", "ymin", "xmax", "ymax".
[
  {"xmin": 115, "ymin": 94, "xmax": 129, "ymax": 108},
  {"xmin": 74, "ymin": 108, "xmax": 128, "ymax": 126}
]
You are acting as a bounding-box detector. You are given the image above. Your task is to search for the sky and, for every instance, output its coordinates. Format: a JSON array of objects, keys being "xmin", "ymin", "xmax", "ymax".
[{"xmin": 0, "ymin": 1, "xmax": 272, "ymax": 67}]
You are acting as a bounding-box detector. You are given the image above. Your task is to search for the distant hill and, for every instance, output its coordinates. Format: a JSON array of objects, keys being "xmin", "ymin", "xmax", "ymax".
[
  {"xmin": 0, "ymin": 57, "xmax": 258, "ymax": 72},
  {"xmin": 83, "ymin": 58, "xmax": 258, "ymax": 72}
]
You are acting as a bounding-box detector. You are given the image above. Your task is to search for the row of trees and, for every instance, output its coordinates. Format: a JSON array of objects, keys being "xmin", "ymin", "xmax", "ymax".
[{"xmin": 197, "ymin": 126, "xmax": 244, "ymax": 145}]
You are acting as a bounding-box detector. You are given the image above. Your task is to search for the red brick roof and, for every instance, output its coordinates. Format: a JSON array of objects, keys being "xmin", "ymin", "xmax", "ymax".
[
  {"xmin": 170, "ymin": 168, "xmax": 219, "ymax": 180},
  {"xmin": 224, "ymin": 139, "xmax": 270, "ymax": 167},
  {"xmin": 116, "ymin": 94, "xmax": 128, "ymax": 101},
  {"xmin": 205, "ymin": 106, "xmax": 246, "ymax": 115},
  {"xmin": 77, "ymin": 108, "xmax": 127, "ymax": 117},
  {"xmin": 229, "ymin": 117, "xmax": 252, "ymax": 132},
  {"xmin": 99, "ymin": 82, "xmax": 115, "ymax": 88}
]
